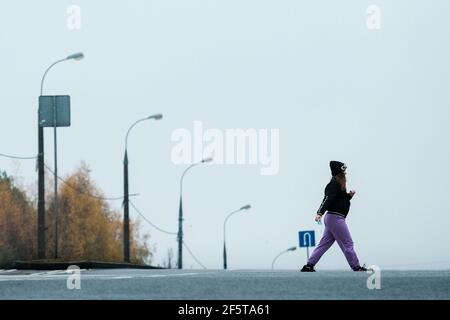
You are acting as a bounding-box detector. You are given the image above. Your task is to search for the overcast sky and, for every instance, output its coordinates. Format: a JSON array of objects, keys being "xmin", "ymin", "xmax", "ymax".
[{"xmin": 1, "ymin": 0, "xmax": 449, "ymax": 270}]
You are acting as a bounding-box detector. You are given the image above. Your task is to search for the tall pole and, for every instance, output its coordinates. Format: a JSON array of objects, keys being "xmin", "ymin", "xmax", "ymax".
[
  {"xmin": 177, "ymin": 195, "xmax": 183, "ymax": 269},
  {"xmin": 223, "ymin": 205, "xmax": 251, "ymax": 270},
  {"xmin": 223, "ymin": 209, "xmax": 239, "ymax": 270},
  {"xmin": 177, "ymin": 158, "xmax": 212, "ymax": 270},
  {"xmin": 38, "ymin": 53, "xmax": 84, "ymax": 260},
  {"xmin": 123, "ymin": 114, "xmax": 162, "ymax": 263},
  {"xmin": 223, "ymin": 240, "xmax": 228, "ymax": 270},
  {"xmin": 53, "ymin": 96, "xmax": 59, "ymax": 259},
  {"xmin": 38, "ymin": 58, "xmax": 65, "ymax": 260},
  {"xmin": 123, "ymin": 150, "xmax": 130, "ymax": 263},
  {"xmin": 178, "ymin": 164, "xmax": 195, "ymax": 270},
  {"xmin": 223, "ymin": 214, "xmax": 232, "ymax": 270},
  {"xmin": 37, "ymin": 125, "xmax": 45, "ymax": 259}
]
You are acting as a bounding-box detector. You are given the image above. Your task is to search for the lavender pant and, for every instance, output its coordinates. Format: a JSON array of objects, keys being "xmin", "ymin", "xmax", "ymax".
[{"xmin": 308, "ymin": 213, "xmax": 360, "ymax": 270}]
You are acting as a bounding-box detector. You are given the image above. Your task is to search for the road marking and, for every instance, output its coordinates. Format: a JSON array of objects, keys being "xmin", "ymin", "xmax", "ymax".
[
  {"xmin": 25, "ymin": 269, "xmax": 89, "ymax": 277},
  {"xmin": 31, "ymin": 270, "xmax": 70, "ymax": 276},
  {"xmin": 0, "ymin": 271, "xmax": 210, "ymax": 282},
  {"xmin": 135, "ymin": 273, "xmax": 201, "ymax": 278},
  {"xmin": 78, "ymin": 272, "xmax": 204, "ymax": 279},
  {"xmin": 0, "ymin": 269, "xmax": 89, "ymax": 282},
  {"xmin": 0, "ymin": 269, "xmax": 17, "ymax": 273}
]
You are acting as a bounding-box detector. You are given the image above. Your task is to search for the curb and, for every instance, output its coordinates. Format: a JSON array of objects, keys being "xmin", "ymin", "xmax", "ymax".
[{"xmin": 13, "ymin": 260, "xmax": 165, "ymax": 270}]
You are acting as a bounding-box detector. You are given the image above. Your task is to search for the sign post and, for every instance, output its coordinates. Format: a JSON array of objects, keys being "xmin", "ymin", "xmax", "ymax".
[
  {"xmin": 299, "ymin": 230, "xmax": 316, "ymax": 261},
  {"xmin": 39, "ymin": 95, "xmax": 71, "ymax": 259}
]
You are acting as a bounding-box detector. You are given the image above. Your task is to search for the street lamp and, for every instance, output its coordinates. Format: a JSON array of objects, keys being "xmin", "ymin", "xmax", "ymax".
[
  {"xmin": 38, "ymin": 52, "xmax": 84, "ymax": 260},
  {"xmin": 123, "ymin": 114, "xmax": 163, "ymax": 263},
  {"xmin": 223, "ymin": 204, "xmax": 251, "ymax": 270},
  {"xmin": 177, "ymin": 157, "xmax": 213, "ymax": 269},
  {"xmin": 271, "ymin": 246, "xmax": 297, "ymax": 270}
]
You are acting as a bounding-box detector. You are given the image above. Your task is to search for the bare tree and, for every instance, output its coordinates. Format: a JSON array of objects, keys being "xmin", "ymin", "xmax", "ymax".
[{"xmin": 163, "ymin": 248, "xmax": 174, "ymax": 269}]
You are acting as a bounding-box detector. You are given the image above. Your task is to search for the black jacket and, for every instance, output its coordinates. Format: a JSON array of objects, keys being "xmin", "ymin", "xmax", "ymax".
[{"xmin": 317, "ymin": 178, "xmax": 352, "ymax": 217}]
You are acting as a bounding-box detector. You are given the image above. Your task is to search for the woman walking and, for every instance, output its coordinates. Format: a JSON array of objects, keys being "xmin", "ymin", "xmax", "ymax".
[{"xmin": 301, "ymin": 161, "xmax": 367, "ymax": 272}]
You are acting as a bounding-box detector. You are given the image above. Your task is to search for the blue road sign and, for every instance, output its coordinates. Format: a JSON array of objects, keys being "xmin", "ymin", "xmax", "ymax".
[{"xmin": 299, "ymin": 231, "xmax": 316, "ymax": 248}]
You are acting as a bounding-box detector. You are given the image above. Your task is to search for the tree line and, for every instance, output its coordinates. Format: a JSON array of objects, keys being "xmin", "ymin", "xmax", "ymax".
[{"xmin": 0, "ymin": 163, "xmax": 151, "ymax": 268}]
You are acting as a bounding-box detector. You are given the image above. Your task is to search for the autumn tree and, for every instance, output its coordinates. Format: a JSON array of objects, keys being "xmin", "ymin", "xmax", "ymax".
[
  {"xmin": 0, "ymin": 171, "xmax": 36, "ymax": 267},
  {"xmin": 45, "ymin": 163, "xmax": 152, "ymax": 264}
]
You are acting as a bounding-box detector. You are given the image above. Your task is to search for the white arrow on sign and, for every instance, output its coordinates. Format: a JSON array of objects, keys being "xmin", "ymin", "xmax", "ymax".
[{"xmin": 303, "ymin": 233, "xmax": 312, "ymax": 247}]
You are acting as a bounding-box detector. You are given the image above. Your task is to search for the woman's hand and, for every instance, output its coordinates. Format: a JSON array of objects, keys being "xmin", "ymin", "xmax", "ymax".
[{"xmin": 315, "ymin": 214, "xmax": 322, "ymax": 223}]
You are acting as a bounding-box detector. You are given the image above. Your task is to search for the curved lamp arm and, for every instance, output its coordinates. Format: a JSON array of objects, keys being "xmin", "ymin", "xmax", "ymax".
[
  {"xmin": 40, "ymin": 59, "xmax": 66, "ymax": 96},
  {"xmin": 40, "ymin": 53, "xmax": 84, "ymax": 96},
  {"xmin": 179, "ymin": 157, "xmax": 213, "ymax": 197},
  {"xmin": 271, "ymin": 247, "xmax": 297, "ymax": 270},
  {"xmin": 125, "ymin": 114, "xmax": 163, "ymax": 151},
  {"xmin": 223, "ymin": 205, "xmax": 252, "ymax": 244}
]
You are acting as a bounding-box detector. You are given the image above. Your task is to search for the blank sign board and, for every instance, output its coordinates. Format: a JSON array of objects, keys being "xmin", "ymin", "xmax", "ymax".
[{"xmin": 39, "ymin": 95, "xmax": 71, "ymax": 127}]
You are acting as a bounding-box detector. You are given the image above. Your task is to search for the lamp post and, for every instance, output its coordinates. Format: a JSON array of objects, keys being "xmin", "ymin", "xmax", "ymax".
[
  {"xmin": 38, "ymin": 52, "xmax": 84, "ymax": 259},
  {"xmin": 123, "ymin": 114, "xmax": 162, "ymax": 263},
  {"xmin": 223, "ymin": 204, "xmax": 251, "ymax": 270},
  {"xmin": 177, "ymin": 157, "xmax": 213, "ymax": 269},
  {"xmin": 271, "ymin": 246, "xmax": 297, "ymax": 270}
]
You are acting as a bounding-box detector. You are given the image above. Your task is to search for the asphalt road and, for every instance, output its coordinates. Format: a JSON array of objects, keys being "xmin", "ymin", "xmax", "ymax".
[{"xmin": 0, "ymin": 269, "xmax": 448, "ymax": 300}]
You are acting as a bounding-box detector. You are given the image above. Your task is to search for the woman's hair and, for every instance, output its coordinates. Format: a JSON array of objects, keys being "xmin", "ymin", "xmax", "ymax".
[{"xmin": 332, "ymin": 173, "xmax": 347, "ymax": 191}]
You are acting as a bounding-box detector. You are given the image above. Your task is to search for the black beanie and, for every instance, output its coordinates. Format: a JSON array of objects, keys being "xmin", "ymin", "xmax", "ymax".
[{"xmin": 330, "ymin": 161, "xmax": 347, "ymax": 176}]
